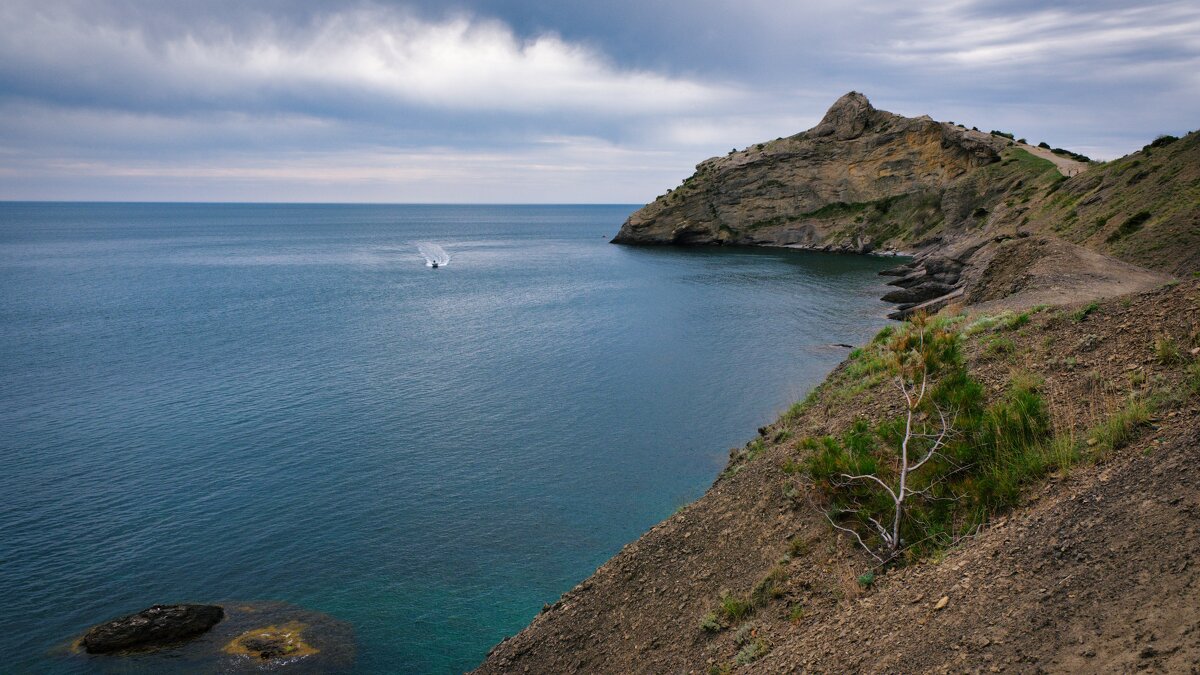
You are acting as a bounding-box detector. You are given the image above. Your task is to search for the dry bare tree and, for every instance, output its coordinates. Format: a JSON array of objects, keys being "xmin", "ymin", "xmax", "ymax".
[{"xmin": 825, "ymin": 313, "xmax": 957, "ymax": 562}]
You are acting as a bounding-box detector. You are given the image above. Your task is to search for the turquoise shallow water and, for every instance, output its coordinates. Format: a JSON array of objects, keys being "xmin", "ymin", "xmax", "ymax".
[{"xmin": 0, "ymin": 203, "xmax": 897, "ymax": 673}]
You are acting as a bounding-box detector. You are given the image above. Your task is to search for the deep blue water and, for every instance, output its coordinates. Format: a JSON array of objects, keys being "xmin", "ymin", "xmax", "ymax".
[{"xmin": 0, "ymin": 203, "xmax": 896, "ymax": 673}]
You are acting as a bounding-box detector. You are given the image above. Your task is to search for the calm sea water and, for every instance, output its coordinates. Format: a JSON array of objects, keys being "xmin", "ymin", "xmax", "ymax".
[{"xmin": 0, "ymin": 203, "xmax": 897, "ymax": 673}]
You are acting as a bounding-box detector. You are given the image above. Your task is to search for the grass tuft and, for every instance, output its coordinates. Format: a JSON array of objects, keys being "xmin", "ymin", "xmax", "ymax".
[
  {"xmin": 1086, "ymin": 396, "xmax": 1152, "ymax": 458},
  {"xmin": 717, "ymin": 592, "xmax": 753, "ymax": 623},
  {"xmin": 1155, "ymin": 334, "xmax": 1184, "ymax": 365}
]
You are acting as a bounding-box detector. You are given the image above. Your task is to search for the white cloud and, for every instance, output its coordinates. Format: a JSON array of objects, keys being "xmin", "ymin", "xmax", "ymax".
[
  {"xmin": 880, "ymin": 2, "xmax": 1200, "ymax": 75},
  {"xmin": 0, "ymin": 3, "xmax": 731, "ymax": 116},
  {"xmin": 0, "ymin": 1, "xmax": 1197, "ymax": 200}
]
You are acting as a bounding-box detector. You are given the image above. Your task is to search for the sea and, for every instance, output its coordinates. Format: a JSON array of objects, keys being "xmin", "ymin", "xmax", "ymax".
[{"xmin": 0, "ymin": 203, "xmax": 897, "ymax": 673}]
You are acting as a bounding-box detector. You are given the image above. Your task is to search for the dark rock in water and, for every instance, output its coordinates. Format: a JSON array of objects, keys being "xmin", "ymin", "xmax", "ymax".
[
  {"xmin": 881, "ymin": 282, "xmax": 956, "ymax": 305},
  {"xmin": 81, "ymin": 604, "xmax": 224, "ymax": 654},
  {"xmin": 887, "ymin": 270, "xmax": 928, "ymax": 288},
  {"xmin": 878, "ymin": 262, "xmax": 917, "ymax": 277}
]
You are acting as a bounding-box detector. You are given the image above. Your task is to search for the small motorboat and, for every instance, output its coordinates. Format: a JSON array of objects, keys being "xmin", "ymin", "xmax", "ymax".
[{"xmin": 430, "ymin": 261, "xmax": 439, "ymax": 268}]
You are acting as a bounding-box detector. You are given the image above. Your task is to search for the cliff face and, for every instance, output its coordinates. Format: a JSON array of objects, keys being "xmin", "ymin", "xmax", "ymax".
[{"xmin": 611, "ymin": 92, "xmax": 1009, "ymax": 251}]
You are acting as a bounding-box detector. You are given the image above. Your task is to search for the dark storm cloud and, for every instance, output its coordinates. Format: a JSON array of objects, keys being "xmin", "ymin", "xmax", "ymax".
[{"xmin": 0, "ymin": 1, "xmax": 1196, "ymax": 201}]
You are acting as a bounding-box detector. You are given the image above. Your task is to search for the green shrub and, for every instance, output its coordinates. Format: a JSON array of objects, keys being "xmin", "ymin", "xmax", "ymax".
[
  {"xmin": 717, "ymin": 592, "xmax": 753, "ymax": 622},
  {"xmin": 735, "ymin": 638, "xmax": 771, "ymax": 665},
  {"xmin": 750, "ymin": 567, "xmax": 788, "ymax": 606},
  {"xmin": 1072, "ymin": 302, "xmax": 1099, "ymax": 322},
  {"xmin": 1155, "ymin": 334, "xmax": 1183, "ymax": 365},
  {"xmin": 857, "ymin": 571, "xmax": 876, "ymax": 587},
  {"xmin": 985, "ymin": 336, "xmax": 1017, "ymax": 358},
  {"xmin": 1146, "ymin": 135, "xmax": 1178, "ymax": 150},
  {"xmin": 699, "ymin": 612, "xmax": 721, "ymax": 633},
  {"xmin": 808, "ymin": 318, "xmax": 1057, "ymax": 559},
  {"xmin": 788, "ymin": 604, "xmax": 805, "ymax": 622},
  {"xmin": 1187, "ymin": 362, "xmax": 1200, "ymax": 396}
]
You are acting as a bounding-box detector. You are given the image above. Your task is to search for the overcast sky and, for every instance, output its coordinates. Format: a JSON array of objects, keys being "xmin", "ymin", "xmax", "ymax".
[{"xmin": 1, "ymin": 0, "xmax": 1197, "ymax": 202}]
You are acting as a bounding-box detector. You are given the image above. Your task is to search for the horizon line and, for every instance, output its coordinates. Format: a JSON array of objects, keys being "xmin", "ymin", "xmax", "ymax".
[{"xmin": 0, "ymin": 199, "xmax": 643, "ymax": 206}]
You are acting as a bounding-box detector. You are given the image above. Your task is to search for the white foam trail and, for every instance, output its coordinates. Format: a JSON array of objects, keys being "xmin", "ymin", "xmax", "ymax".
[{"xmin": 417, "ymin": 243, "xmax": 450, "ymax": 267}]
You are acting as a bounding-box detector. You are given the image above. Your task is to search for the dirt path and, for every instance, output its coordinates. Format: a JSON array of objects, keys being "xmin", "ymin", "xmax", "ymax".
[
  {"xmin": 962, "ymin": 236, "xmax": 1172, "ymax": 312},
  {"xmin": 1019, "ymin": 141, "xmax": 1089, "ymax": 176}
]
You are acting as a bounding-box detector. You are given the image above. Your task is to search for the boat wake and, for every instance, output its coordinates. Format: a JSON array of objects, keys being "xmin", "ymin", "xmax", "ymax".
[{"xmin": 418, "ymin": 243, "xmax": 450, "ymax": 268}]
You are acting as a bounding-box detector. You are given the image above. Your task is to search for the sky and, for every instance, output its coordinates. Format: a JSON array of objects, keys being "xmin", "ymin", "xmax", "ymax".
[{"xmin": 1, "ymin": 1, "xmax": 1197, "ymax": 203}]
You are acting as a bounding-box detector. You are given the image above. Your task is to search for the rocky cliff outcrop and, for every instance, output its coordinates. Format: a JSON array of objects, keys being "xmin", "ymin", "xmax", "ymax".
[{"xmin": 611, "ymin": 92, "xmax": 1009, "ymax": 251}]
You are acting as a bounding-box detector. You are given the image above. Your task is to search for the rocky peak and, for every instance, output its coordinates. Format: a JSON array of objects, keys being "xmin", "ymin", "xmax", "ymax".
[{"xmin": 810, "ymin": 91, "xmax": 879, "ymax": 140}]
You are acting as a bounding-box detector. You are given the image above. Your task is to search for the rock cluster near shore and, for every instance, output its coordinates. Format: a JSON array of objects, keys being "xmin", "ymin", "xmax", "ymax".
[{"xmin": 67, "ymin": 600, "xmax": 354, "ymax": 672}]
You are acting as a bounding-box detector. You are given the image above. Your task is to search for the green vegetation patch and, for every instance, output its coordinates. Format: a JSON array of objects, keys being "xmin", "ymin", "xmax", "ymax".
[
  {"xmin": 735, "ymin": 638, "xmax": 771, "ymax": 665},
  {"xmin": 1005, "ymin": 148, "xmax": 1055, "ymax": 174},
  {"xmin": 805, "ymin": 317, "xmax": 1062, "ymax": 560},
  {"xmin": 1106, "ymin": 210, "xmax": 1152, "ymax": 243}
]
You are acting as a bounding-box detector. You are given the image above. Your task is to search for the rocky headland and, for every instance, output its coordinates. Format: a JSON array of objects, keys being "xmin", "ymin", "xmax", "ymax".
[
  {"xmin": 477, "ymin": 94, "xmax": 1200, "ymax": 672},
  {"xmin": 612, "ymin": 92, "xmax": 1195, "ymax": 319}
]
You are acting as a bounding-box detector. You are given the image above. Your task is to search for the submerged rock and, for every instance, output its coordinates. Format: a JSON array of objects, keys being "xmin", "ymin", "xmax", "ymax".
[
  {"xmin": 224, "ymin": 621, "xmax": 319, "ymax": 661},
  {"xmin": 81, "ymin": 604, "xmax": 224, "ymax": 654},
  {"xmin": 880, "ymin": 281, "xmax": 956, "ymax": 304}
]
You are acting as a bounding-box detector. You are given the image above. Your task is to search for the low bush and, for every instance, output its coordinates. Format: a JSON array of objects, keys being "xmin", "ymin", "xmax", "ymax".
[
  {"xmin": 717, "ymin": 592, "xmax": 753, "ymax": 622},
  {"xmin": 808, "ymin": 317, "xmax": 1061, "ymax": 559},
  {"xmin": 1072, "ymin": 302, "xmax": 1100, "ymax": 322},
  {"xmin": 735, "ymin": 638, "xmax": 771, "ymax": 665},
  {"xmin": 1186, "ymin": 362, "xmax": 1200, "ymax": 396},
  {"xmin": 1146, "ymin": 135, "xmax": 1178, "ymax": 150},
  {"xmin": 1154, "ymin": 334, "xmax": 1183, "ymax": 365}
]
